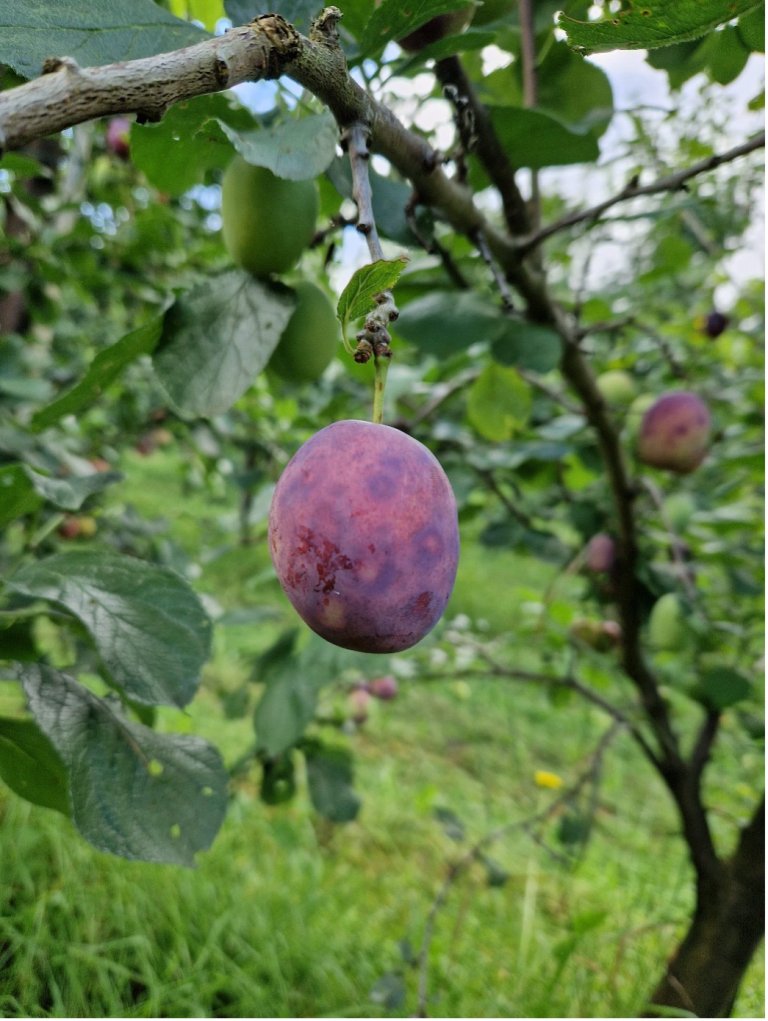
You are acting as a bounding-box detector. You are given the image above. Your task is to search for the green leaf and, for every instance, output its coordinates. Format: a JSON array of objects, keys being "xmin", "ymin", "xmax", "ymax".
[
  {"xmin": 395, "ymin": 291, "xmax": 504, "ymax": 355},
  {"xmin": 168, "ymin": 0, "xmax": 225, "ymax": 32},
  {"xmin": 0, "ymin": 464, "xmax": 121, "ymax": 528},
  {"xmin": 491, "ymin": 319, "xmax": 562, "ymax": 372},
  {"xmin": 131, "ymin": 96, "xmax": 243, "ymax": 196},
  {"xmin": 467, "ymin": 363, "xmax": 531, "ymax": 442},
  {"xmin": 22, "ymin": 664, "xmax": 227, "ymax": 865},
  {"xmin": 0, "ymin": 0, "xmax": 208, "ymax": 79},
  {"xmin": 0, "ymin": 716, "xmax": 70, "ymax": 815},
  {"xmin": 153, "ymin": 271, "xmax": 295, "ymax": 417},
  {"xmin": 535, "ymin": 40, "xmax": 614, "ymax": 137},
  {"xmin": 259, "ymin": 752, "xmax": 297, "ymax": 805},
  {"xmin": 9, "ymin": 552, "xmax": 212, "ymax": 708},
  {"xmin": 303, "ymin": 740, "xmax": 361, "ymax": 823},
  {"xmin": 434, "ymin": 805, "xmax": 465, "ymax": 841},
  {"xmin": 694, "ymin": 668, "xmax": 753, "ymax": 711},
  {"xmin": 558, "ymin": 0, "xmax": 762, "ymax": 54},
  {"xmin": 219, "ymin": 111, "xmax": 339, "ymax": 181},
  {"xmin": 738, "ymin": 5, "xmax": 765, "ymax": 50},
  {"xmin": 224, "ymin": 0, "xmax": 319, "ymax": 34},
  {"xmin": 254, "ymin": 663, "xmax": 320, "ymax": 757},
  {"xmin": 489, "ymin": 106, "xmax": 601, "ymax": 168},
  {"xmin": 360, "ymin": 0, "xmax": 470, "ymax": 54},
  {"xmin": 31, "ymin": 317, "xmax": 164, "ymax": 431},
  {"xmin": 337, "ymin": 257, "xmax": 409, "ymax": 338}
]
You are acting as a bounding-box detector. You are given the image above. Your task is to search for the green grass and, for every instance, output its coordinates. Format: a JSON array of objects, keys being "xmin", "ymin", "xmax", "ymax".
[{"xmin": 1, "ymin": 447, "xmax": 764, "ymax": 1017}]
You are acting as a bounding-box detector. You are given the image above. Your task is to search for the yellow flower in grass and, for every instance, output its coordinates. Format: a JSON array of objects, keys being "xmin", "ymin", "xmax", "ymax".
[{"xmin": 534, "ymin": 769, "xmax": 564, "ymax": 790}]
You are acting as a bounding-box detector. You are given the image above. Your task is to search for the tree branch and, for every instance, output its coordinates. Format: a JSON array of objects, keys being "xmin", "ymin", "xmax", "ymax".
[{"xmin": 517, "ymin": 131, "xmax": 766, "ymax": 253}]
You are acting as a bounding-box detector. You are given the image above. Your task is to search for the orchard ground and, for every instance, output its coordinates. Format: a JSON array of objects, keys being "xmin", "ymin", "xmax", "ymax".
[{"xmin": 0, "ymin": 445, "xmax": 763, "ymax": 1019}]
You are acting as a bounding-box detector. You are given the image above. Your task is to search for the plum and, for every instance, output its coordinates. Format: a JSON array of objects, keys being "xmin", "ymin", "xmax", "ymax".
[
  {"xmin": 268, "ymin": 420, "xmax": 459, "ymax": 653},
  {"xmin": 703, "ymin": 310, "xmax": 729, "ymax": 338},
  {"xmin": 637, "ymin": 391, "xmax": 712, "ymax": 474},
  {"xmin": 105, "ymin": 117, "xmax": 131, "ymax": 159},
  {"xmin": 584, "ymin": 533, "xmax": 616, "ymax": 573},
  {"xmin": 366, "ymin": 675, "xmax": 398, "ymax": 700}
]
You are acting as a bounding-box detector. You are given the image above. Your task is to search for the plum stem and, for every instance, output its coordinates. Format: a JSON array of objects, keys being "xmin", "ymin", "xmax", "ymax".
[{"xmin": 372, "ymin": 355, "xmax": 389, "ymax": 424}]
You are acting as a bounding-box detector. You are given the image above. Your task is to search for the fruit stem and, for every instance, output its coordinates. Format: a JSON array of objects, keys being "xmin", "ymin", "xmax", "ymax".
[{"xmin": 372, "ymin": 355, "xmax": 389, "ymax": 424}]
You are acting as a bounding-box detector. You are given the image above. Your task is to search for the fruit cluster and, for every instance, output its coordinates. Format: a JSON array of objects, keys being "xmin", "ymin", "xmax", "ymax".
[{"xmin": 220, "ymin": 156, "xmax": 339, "ymax": 382}]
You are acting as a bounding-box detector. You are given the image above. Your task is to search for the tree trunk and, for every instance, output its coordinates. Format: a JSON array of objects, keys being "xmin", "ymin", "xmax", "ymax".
[{"xmin": 647, "ymin": 800, "xmax": 764, "ymax": 1017}]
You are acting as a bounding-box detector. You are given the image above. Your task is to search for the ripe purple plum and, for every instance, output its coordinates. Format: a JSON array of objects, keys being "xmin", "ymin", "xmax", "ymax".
[
  {"xmin": 105, "ymin": 117, "xmax": 131, "ymax": 159},
  {"xmin": 268, "ymin": 420, "xmax": 459, "ymax": 653},
  {"xmin": 366, "ymin": 675, "xmax": 398, "ymax": 700},
  {"xmin": 637, "ymin": 391, "xmax": 712, "ymax": 474},
  {"xmin": 703, "ymin": 310, "xmax": 729, "ymax": 338},
  {"xmin": 584, "ymin": 533, "xmax": 616, "ymax": 573}
]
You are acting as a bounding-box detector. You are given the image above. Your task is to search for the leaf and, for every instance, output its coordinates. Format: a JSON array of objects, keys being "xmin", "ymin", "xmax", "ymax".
[
  {"xmin": 467, "ymin": 363, "xmax": 531, "ymax": 442},
  {"xmin": 224, "ymin": 0, "xmax": 319, "ymax": 34},
  {"xmin": 254, "ymin": 664, "xmax": 320, "ymax": 757},
  {"xmin": 9, "ymin": 552, "xmax": 212, "ymax": 708},
  {"xmin": 0, "ymin": 0, "xmax": 208, "ymax": 79},
  {"xmin": 168, "ymin": 0, "xmax": 225, "ymax": 32},
  {"xmin": 153, "ymin": 271, "xmax": 295, "ymax": 417},
  {"xmin": 491, "ymin": 319, "xmax": 562, "ymax": 372},
  {"xmin": 360, "ymin": 0, "xmax": 470, "ymax": 54},
  {"xmin": 535, "ymin": 40, "xmax": 614, "ymax": 137},
  {"xmin": 31, "ymin": 317, "xmax": 163, "ymax": 431},
  {"xmin": 395, "ymin": 290, "xmax": 504, "ymax": 355},
  {"xmin": 694, "ymin": 668, "xmax": 753, "ymax": 711},
  {"xmin": 434, "ymin": 805, "xmax": 465, "ymax": 841},
  {"xmin": 337, "ymin": 257, "xmax": 409, "ymax": 338},
  {"xmin": 558, "ymin": 0, "xmax": 762, "ymax": 54},
  {"xmin": 0, "ymin": 716, "xmax": 69, "ymax": 815},
  {"xmin": 219, "ymin": 111, "xmax": 339, "ymax": 181},
  {"xmin": 22, "ymin": 664, "xmax": 227, "ymax": 865},
  {"xmin": 489, "ymin": 106, "xmax": 601, "ymax": 168},
  {"xmin": 303, "ymin": 741, "xmax": 361, "ymax": 823},
  {"xmin": 131, "ymin": 96, "xmax": 242, "ymax": 196},
  {"xmin": 259, "ymin": 752, "xmax": 297, "ymax": 805},
  {"xmin": 0, "ymin": 464, "xmax": 122, "ymax": 528}
]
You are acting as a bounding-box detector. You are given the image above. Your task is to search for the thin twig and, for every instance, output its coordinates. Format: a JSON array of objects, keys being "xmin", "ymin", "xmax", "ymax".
[{"xmin": 517, "ymin": 132, "xmax": 765, "ymax": 254}]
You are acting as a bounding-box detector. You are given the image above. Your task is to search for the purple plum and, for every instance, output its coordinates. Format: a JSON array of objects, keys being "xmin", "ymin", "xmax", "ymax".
[
  {"xmin": 268, "ymin": 420, "xmax": 459, "ymax": 653},
  {"xmin": 637, "ymin": 391, "xmax": 712, "ymax": 474}
]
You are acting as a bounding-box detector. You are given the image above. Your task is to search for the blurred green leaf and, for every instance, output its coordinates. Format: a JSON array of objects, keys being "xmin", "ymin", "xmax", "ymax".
[
  {"xmin": 0, "ymin": 716, "xmax": 70, "ymax": 815},
  {"xmin": 490, "ymin": 106, "xmax": 600, "ymax": 168},
  {"xmin": 10, "ymin": 552, "xmax": 212, "ymax": 707},
  {"xmin": 360, "ymin": 0, "xmax": 469, "ymax": 54},
  {"xmin": 31, "ymin": 317, "xmax": 163, "ymax": 431},
  {"xmin": 22, "ymin": 664, "xmax": 227, "ymax": 865},
  {"xmin": 0, "ymin": 0, "xmax": 207, "ymax": 78},
  {"xmin": 224, "ymin": 0, "xmax": 319, "ymax": 34},
  {"xmin": 304, "ymin": 740, "xmax": 361, "ymax": 823},
  {"xmin": 395, "ymin": 291, "xmax": 503, "ymax": 355},
  {"xmin": 0, "ymin": 465, "xmax": 121, "ymax": 527},
  {"xmin": 491, "ymin": 319, "xmax": 562, "ymax": 372},
  {"xmin": 467, "ymin": 363, "xmax": 531, "ymax": 442},
  {"xmin": 694, "ymin": 668, "xmax": 753, "ymax": 711}
]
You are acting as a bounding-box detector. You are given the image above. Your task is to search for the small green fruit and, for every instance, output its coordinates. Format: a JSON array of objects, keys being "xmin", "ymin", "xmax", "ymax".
[
  {"xmin": 648, "ymin": 593, "xmax": 686, "ymax": 651},
  {"xmin": 268, "ymin": 281, "xmax": 340, "ymax": 383},
  {"xmin": 596, "ymin": 370, "xmax": 637, "ymax": 406},
  {"xmin": 662, "ymin": 493, "xmax": 696, "ymax": 532},
  {"xmin": 221, "ymin": 157, "xmax": 318, "ymax": 278}
]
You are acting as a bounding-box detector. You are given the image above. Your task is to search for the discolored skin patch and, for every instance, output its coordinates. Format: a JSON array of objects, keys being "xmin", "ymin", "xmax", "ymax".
[{"xmin": 268, "ymin": 420, "xmax": 460, "ymax": 653}]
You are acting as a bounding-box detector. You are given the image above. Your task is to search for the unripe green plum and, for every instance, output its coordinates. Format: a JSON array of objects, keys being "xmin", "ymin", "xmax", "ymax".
[
  {"xmin": 268, "ymin": 281, "xmax": 340, "ymax": 383},
  {"xmin": 637, "ymin": 391, "xmax": 712, "ymax": 474},
  {"xmin": 596, "ymin": 369, "xmax": 637, "ymax": 407},
  {"xmin": 221, "ymin": 157, "xmax": 318, "ymax": 278},
  {"xmin": 662, "ymin": 492, "xmax": 696, "ymax": 532},
  {"xmin": 648, "ymin": 592, "xmax": 686, "ymax": 650},
  {"xmin": 269, "ymin": 420, "xmax": 459, "ymax": 653}
]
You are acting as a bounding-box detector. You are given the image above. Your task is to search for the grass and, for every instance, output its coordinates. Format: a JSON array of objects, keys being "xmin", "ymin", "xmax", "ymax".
[{"xmin": 1, "ymin": 447, "xmax": 764, "ymax": 1017}]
